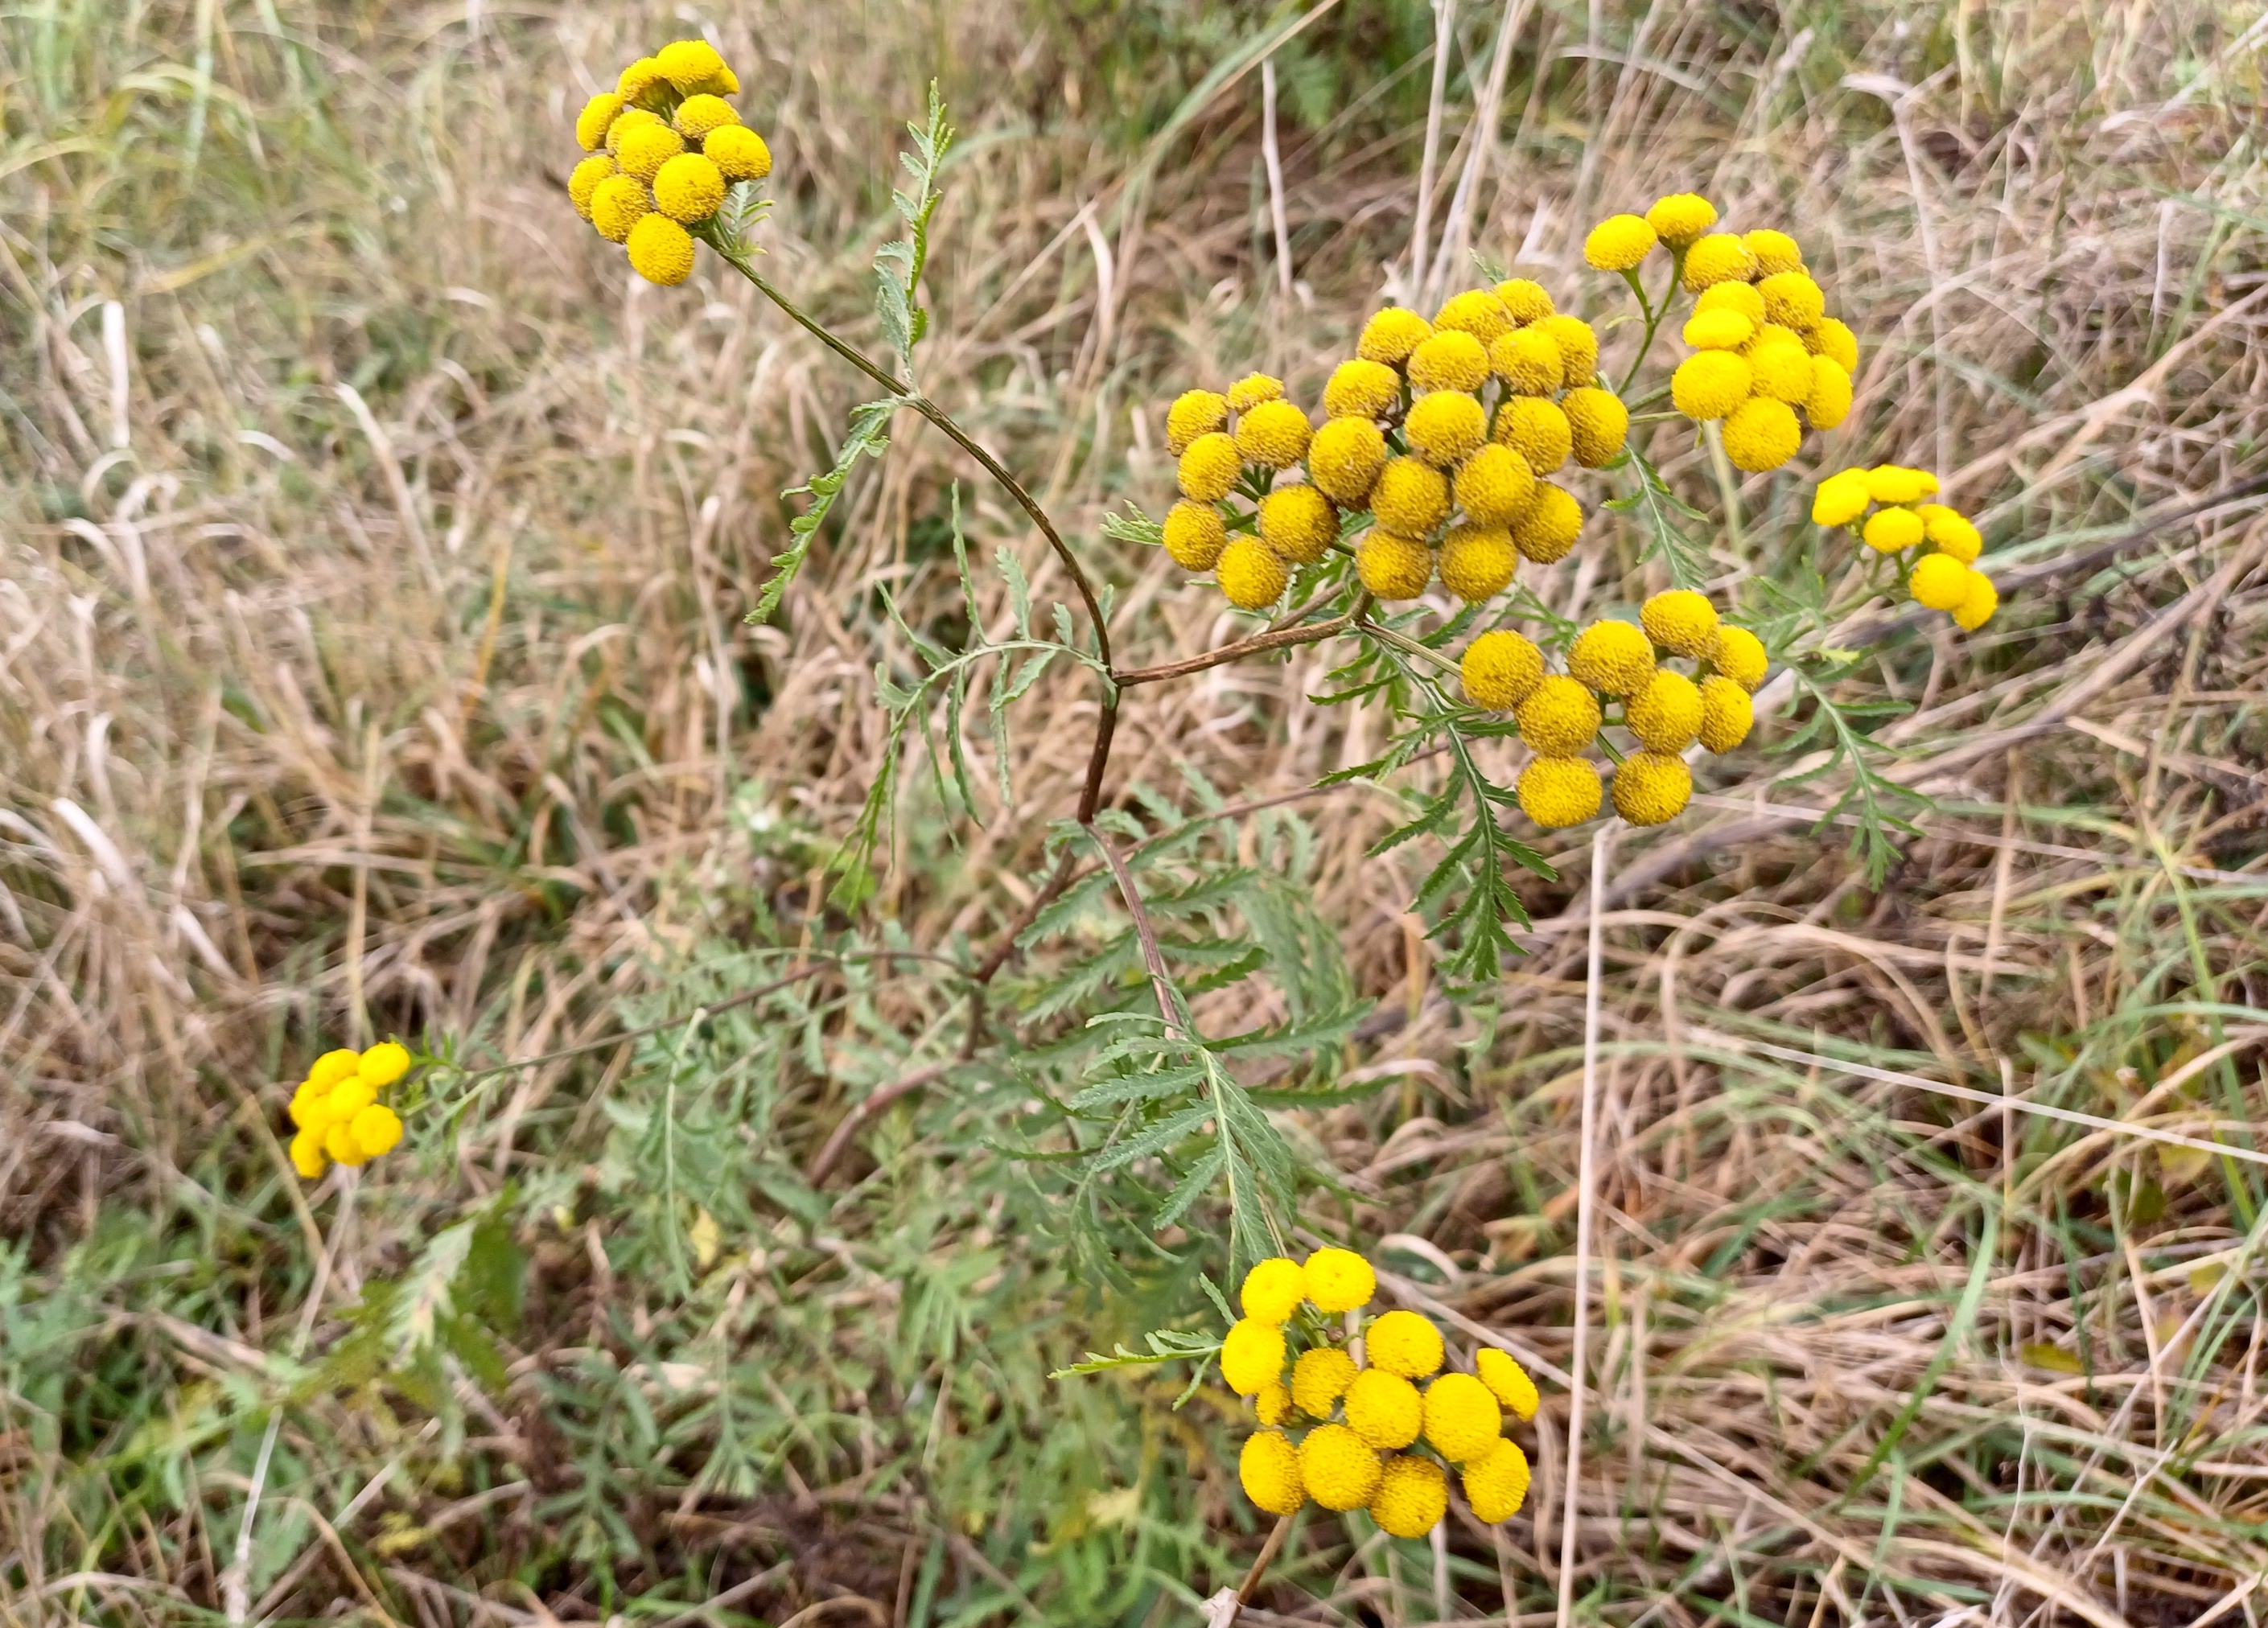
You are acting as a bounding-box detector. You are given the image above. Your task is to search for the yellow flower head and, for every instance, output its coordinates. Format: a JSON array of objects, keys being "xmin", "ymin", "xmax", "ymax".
[
  {"xmin": 656, "ymin": 39, "xmax": 731, "ymax": 92},
  {"xmin": 1461, "ymin": 630, "xmax": 1546, "ymax": 710},
  {"xmin": 1371, "ymin": 457, "xmax": 1451, "ymax": 537},
  {"xmin": 627, "ymin": 214, "xmax": 698, "ymax": 285},
  {"xmin": 1564, "ymin": 387, "xmax": 1629, "ymax": 467},
  {"xmin": 1569, "ymin": 619, "xmax": 1657, "ymax": 696},
  {"xmin": 1517, "ymin": 755, "xmax": 1603, "ymax": 828},
  {"xmin": 1163, "ymin": 500, "xmax": 1227, "ymax": 571},
  {"xmin": 1812, "ymin": 470, "xmax": 1872, "ymax": 528},
  {"xmin": 1220, "ymin": 1318, "xmax": 1289, "ymax": 1396},
  {"xmin": 1241, "ymin": 1257, "xmax": 1307, "ymax": 1324},
  {"xmin": 1639, "ymin": 589, "xmax": 1718, "ymax": 658},
  {"xmin": 1303, "ymin": 1247, "xmax": 1377, "ymax": 1313},
  {"xmin": 287, "ymin": 1082, "xmax": 331, "ymax": 1133},
  {"xmin": 1258, "ymin": 483, "xmax": 1337, "ymax": 565},
  {"xmin": 351, "ymin": 1104, "xmax": 404, "ymax": 1158},
  {"xmin": 1537, "ymin": 314, "xmax": 1601, "ymax": 387},
  {"xmin": 1712, "ymin": 626, "xmax": 1768, "ymax": 691},
  {"xmin": 1683, "ymin": 309, "xmax": 1755, "ymax": 352},
  {"xmin": 1422, "ymin": 1371, "xmax": 1502, "ymax": 1462},
  {"xmin": 1517, "ymin": 675, "xmax": 1603, "ymax": 757},
  {"xmin": 1216, "ymin": 537, "xmax": 1289, "ymax": 610},
  {"xmin": 1919, "ymin": 504, "xmax": 1982, "ymax": 563},
  {"xmin": 1309, "ymin": 417, "xmax": 1388, "ymax": 506},
  {"xmin": 1758, "ymin": 270, "xmax": 1826, "ymax": 330},
  {"xmin": 1365, "ymin": 1309, "xmax": 1444, "ymax": 1379},
  {"xmin": 615, "ymin": 121, "xmax": 686, "ymax": 182},
  {"xmin": 1358, "ymin": 306, "xmax": 1433, "ymax": 366},
  {"xmin": 1671, "ymin": 352, "xmax": 1752, "ymax": 421},
  {"xmin": 1370, "ymin": 1455, "xmax": 1448, "ymax": 1539},
  {"xmin": 1646, "ymin": 191, "xmax": 1719, "ymax": 247},
  {"xmin": 1299, "ymin": 1423, "xmax": 1384, "ymax": 1511},
  {"xmin": 327, "ymin": 1076, "xmax": 376, "ymax": 1125},
  {"xmin": 1807, "ymin": 317, "xmax": 1861, "ymax": 374},
  {"xmin": 1863, "ymin": 506, "xmax": 1925, "ymax": 553},
  {"xmin": 309, "ymin": 1048, "xmax": 363, "ymax": 1090},
  {"xmin": 1357, "ymin": 531, "xmax": 1434, "ymax": 599},
  {"xmin": 702, "ymin": 125, "xmax": 772, "ymax": 181},
  {"xmin": 591, "ymin": 175, "xmax": 653, "ymax": 243},
  {"xmin": 1226, "ymin": 372, "xmax": 1284, "ymax": 413},
  {"xmin": 616, "ymin": 57, "xmax": 669, "ymax": 105},
  {"xmin": 1344, "ymin": 1369, "xmax": 1423, "ymax": 1449},
  {"xmin": 1438, "ymin": 522, "xmax": 1517, "ymax": 603},
  {"xmin": 576, "ymin": 92, "xmax": 628, "ymax": 152},
  {"xmin": 326, "ymin": 1121, "xmax": 368, "ymax": 1166},
  {"xmin": 1323, "ymin": 359, "xmax": 1401, "ymax": 421},
  {"xmin": 1489, "ymin": 329, "xmax": 1564, "ymax": 396},
  {"xmin": 1747, "ymin": 339, "xmax": 1815, "ymax": 406},
  {"xmin": 1698, "ymin": 675, "xmax": 1754, "ymax": 753},
  {"xmin": 1255, "ymin": 1381, "xmax": 1292, "ymax": 1427},
  {"xmin": 1494, "ymin": 278, "xmax": 1556, "ymax": 325},
  {"xmin": 1177, "ymin": 432, "xmax": 1241, "ymax": 502},
  {"xmin": 1585, "ymin": 212, "xmax": 1659, "ymax": 271},
  {"xmin": 1910, "ymin": 552, "xmax": 1973, "ymax": 612},
  {"xmin": 1165, "ymin": 388, "xmax": 1227, "ymax": 454},
  {"xmin": 359, "ymin": 1042, "xmax": 412, "ymax": 1087},
  {"xmin": 570, "ymin": 154, "xmax": 617, "ymax": 221},
  {"xmin": 1404, "ymin": 390, "xmax": 1486, "ymax": 469},
  {"xmin": 1452, "ymin": 443, "xmax": 1536, "ymax": 525},
  {"xmin": 1512, "ymin": 484, "xmax": 1584, "ymax": 564},
  {"xmin": 1613, "ymin": 750, "xmax": 1694, "ymax": 825},
  {"xmin": 1494, "ymin": 396, "xmax": 1573, "ymax": 475},
  {"xmin": 1463, "ymin": 1438, "xmax": 1533, "ymax": 1523},
  {"xmin": 1806, "ymin": 356, "xmax": 1853, "ymax": 430},
  {"xmin": 1722, "ymin": 397, "xmax": 1802, "ymax": 471},
  {"xmin": 1241, "ymin": 1430, "xmax": 1307, "ymax": 1515},
  {"xmin": 1866, "ymin": 465, "xmax": 1936, "ymax": 504},
  {"xmin": 1953, "ymin": 570, "xmax": 1998, "ymax": 631},
  {"xmin": 1293, "ymin": 1346, "xmax": 1359, "ymax": 1416},
  {"xmin": 1743, "ymin": 228, "xmax": 1805, "ymax": 276},
  {"xmin": 1625, "ymin": 669, "xmax": 1704, "ymax": 753},
  {"xmin": 289, "ymin": 1128, "xmax": 327, "ymax": 1180},
  {"xmin": 1235, "ymin": 399, "xmax": 1312, "ymax": 469},
  {"xmin": 604, "ymin": 106, "xmax": 662, "ymax": 155},
  {"xmin": 1682, "ymin": 232, "xmax": 1760, "ymax": 292},
  {"xmin": 1474, "ymin": 1348, "xmax": 1539, "ymax": 1420},
  {"xmin": 1434, "ymin": 287, "xmax": 1514, "ymax": 345},
  {"xmin": 1696, "ymin": 280, "xmax": 1768, "ymax": 325},
  {"xmin": 1407, "ymin": 330, "xmax": 1492, "ymax": 394},
  {"xmin": 653, "ymin": 152, "xmax": 726, "ymax": 223},
  {"xmin": 673, "ymin": 94, "xmax": 740, "ymax": 142}
]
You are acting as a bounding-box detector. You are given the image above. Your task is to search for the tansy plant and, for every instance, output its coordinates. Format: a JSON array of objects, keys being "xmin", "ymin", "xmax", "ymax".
[{"xmin": 271, "ymin": 51, "xmax": 2023, "ymax": 1596}]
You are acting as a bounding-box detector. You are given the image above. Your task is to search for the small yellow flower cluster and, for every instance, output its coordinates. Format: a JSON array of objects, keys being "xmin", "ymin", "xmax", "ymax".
[
  {"xmin": 1163, "ymin": 375, "xmax": 1336, "ymax": 609},
  {"xmin": 1458, "ymin": 592, "xmax": 1767, "ymax": 830},
  {"xmin": 1601, "ymin": 199, "xmax": 1858, "ymax": 473},
  {"xmin": 286, "ymin": 1043, "xmax": 412, "ymax": 1179},
  {"xmin": 1813, "ymin": 467, "xmax": 1998, "ymax": 631},
  {"xmin": 1159, "ymin": 286, "xmax": 1626, "ymax": 612},
  {"xmin": 568, "ymin": 40, "xmax": 772, "ymax": 286},
  {"xmin": 1226, "ymin": 1250, "xmax": 1538, "ymax": 1536}
]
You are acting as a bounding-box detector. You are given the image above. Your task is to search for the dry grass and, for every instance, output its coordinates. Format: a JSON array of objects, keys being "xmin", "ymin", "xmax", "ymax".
[{"xmin": 6, "ymin": 1, "xmax": 2268, "ymax": 1625}]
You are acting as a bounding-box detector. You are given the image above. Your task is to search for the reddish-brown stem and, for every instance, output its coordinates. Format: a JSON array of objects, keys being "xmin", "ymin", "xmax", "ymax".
[{"xmin": 1116, "ymin": 614, "xmax": 1355, "ymax": 687}]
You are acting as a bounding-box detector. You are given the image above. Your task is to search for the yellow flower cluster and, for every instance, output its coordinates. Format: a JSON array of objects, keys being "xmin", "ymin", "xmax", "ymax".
[
  {"xmin": 286, "ymin": 1043, "xmax": 412, "ymax": 1178},
  {"xmin": 1163, "ymin": 375, "xmax": 1336, "ymax": 610},
  {"xmin": 1226, "ymin": 1250, "xmax": 1538, "ymax": 1536},
  {"xmin": 1159, "ymin": 282, "xmax": 1630, "ymax": 611},
  {"xmin": 1607, "ymin": 198, "xmax": 1858, "ymax": 472},
  {"xmin": 1458, "ymin": 593, "xmax": 1766, "ymax": 830},
  {"xmin": 569, "ymin": 40, "xmax": 772, "ymax": 287},
  {"xmin": 1813, "ymin": 467, "xmax": 1998, "ymax": 631}
]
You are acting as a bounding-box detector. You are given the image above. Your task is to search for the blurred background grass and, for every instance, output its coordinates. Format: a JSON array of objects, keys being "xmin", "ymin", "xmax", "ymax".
[{"xmin": 6, "ymin": 1, "xmax": 2268, "ymax": 1625}]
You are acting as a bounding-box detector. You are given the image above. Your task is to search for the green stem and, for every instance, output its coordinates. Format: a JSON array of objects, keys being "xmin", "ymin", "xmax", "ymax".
[
  {"xmin": 1356, "ymin": 615, "xmax": 1463, "ymax": 679},
  {"xmin": 714, "ymin": 246, "xmax": 1114, "ymax": 674}
]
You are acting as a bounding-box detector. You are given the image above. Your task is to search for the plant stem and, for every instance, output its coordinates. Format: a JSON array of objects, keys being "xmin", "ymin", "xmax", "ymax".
[
  {"xmin": 1355, "ymin": 615, "xmax": 1463, "ymax": 678},
  {"xmin": 717, "ymin": 248, "xmax": 1113, "ymax": 672},
  {"xmin": 1117, "ymin": 614, "xmax": 1356, "ymax": 687}
]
